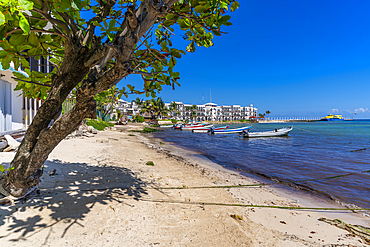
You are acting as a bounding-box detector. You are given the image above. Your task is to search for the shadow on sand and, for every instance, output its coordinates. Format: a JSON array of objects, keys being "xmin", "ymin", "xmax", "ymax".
[{"xmin": 0, "ymin": 159, "xmax": 149, "ymax": 243}]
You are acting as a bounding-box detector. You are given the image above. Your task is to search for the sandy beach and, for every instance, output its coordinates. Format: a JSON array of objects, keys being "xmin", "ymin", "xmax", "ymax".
[{"xmin": 0, "ymin": 124, "xmax": 369, "ymax": 246}]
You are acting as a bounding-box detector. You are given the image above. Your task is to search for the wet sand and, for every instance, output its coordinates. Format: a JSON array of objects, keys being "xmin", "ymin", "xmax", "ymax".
[{"xmin": 0, "ymin": 124, "xmax": 368, "ymax": 246}]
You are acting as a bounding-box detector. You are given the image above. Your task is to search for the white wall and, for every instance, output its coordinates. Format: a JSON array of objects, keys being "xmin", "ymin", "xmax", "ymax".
[
  {"xmin": 11, "ymin": 82, "xmax": 23, "ymax": 130},
  {"xmin": 0, "ymin": 69, "xmax": 25, "ymax": 132},
  {"xmin": 0, "ymin": 79, "xmax": 12, "ymax": 132}
]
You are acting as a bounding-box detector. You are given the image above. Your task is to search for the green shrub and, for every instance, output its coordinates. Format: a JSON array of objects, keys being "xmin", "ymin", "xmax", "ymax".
[
  {"xmin": 170, "ymin": 119, "xmax": 178, "ymax": 123},
  {"xmin": 129, "ymin": 127, "xmax": 161, "ymax": 133},
  {"xmin": 86, "ymin": 119, "xmax": 114, "ymax": 131},
  {"xmin": 134, "ymin": 115, "xmax": 145, "ymax": 123}
]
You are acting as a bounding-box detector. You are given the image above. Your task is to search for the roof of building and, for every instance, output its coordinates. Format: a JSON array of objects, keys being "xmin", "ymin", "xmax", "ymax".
[{"xmin": 205, "ymin": 102, "xmax": 217, "ymax": 106}]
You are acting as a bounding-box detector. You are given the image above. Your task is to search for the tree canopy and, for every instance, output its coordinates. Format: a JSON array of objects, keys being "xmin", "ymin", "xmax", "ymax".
[
  {"xmin": 0, "ymin": 0, "xmax": 239, "ymax": 197},
  {"xmin": 0, "ymin": 0, "xmax": 239, "ymax": 100}
]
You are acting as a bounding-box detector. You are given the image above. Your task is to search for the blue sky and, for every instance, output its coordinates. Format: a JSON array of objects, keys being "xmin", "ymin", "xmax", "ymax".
[{"xmin": 119, "ymin": 0, "xmax": 370, "ymax": 119}]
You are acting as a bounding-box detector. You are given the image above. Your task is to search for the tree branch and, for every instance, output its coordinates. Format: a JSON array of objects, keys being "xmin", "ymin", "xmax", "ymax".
[
  {"xmin": 11, "ymin": 77, "xmax": 52, "ymax": 87},
  {"xmin": 6, "ymin": 28, "xmax": 63, "ymax": 37},
  {"xmin": 58, "ymin": 12, "xmax": 79, "ymax": 35},
  {"xmin": 132, "ymin": 70, "xmax": 167, "ymax": 76},
  {"xmin": 84, "ymin": 0, "xmax": 116, "ymax": 46},
  {"xmin": 31, "ymin": 7, "xmax": 70, "ymax": 38}
]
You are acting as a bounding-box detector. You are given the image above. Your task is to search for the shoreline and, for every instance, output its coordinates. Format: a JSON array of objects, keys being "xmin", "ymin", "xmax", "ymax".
[
  {"xmin": 144, "ymin": 129, "xmax": 370, "ymax": 226},
  {"xmin": 0, "ymin": 125, "xmax": 369, "ymax": 246}
]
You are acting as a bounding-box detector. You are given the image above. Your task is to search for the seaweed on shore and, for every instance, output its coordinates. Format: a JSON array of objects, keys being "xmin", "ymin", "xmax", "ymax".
[
  {"xmin": 129, "ymin": 127, "xmax": 162, "ymax": 133},
  {"xmin": 319, "ymin": 218, "xmax": 370, "ymax": 244}
]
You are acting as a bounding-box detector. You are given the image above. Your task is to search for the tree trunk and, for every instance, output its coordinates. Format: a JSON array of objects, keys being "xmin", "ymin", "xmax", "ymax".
[
  {"xmin": 2, "ymin": 45, "xmax": 95, "ymax": 197},
  {"xmin": 1, "ymin": 0, "xmax": 177, "ymax": 198}
]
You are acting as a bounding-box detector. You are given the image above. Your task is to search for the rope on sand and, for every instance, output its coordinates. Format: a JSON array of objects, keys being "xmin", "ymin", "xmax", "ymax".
[
  {"xmin": 106, "ymin": 195, "xmax": 370, "ymax": 211},
  {"xmin": 153, "ymin": 169, "xmax": 370, "ymax": 190}
]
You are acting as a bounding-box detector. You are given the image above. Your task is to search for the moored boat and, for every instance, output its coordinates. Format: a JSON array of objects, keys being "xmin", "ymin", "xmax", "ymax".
[
  {"xmin": 320, "ymin": 114, "xmax": 344, "ymax": 121},
  {"xmin": 181, "ymin": 124, "xmax": 206, "ymax": 130},
  {"xmin": 212, "ymin": 126, "xmax": 251, "ymax": 134},
  {"xmin": 243, "ymin": 126, "xmax": 293, "ymax": 138},
  {"xmin": 173, "ymin": 124, "xmax": 183, "ymax": 129},
  {"xmin": 159, "ymin": 124, "xmax": 174, "ymax": 128},
  {"xmin": 192, "ymin": 125, "xmax": 228, "ymax": 133}
]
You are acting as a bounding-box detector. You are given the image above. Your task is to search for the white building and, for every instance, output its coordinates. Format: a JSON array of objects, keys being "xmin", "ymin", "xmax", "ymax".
[
  {"xmin": 114, "ymin": 99, "xmax": 140, "ymax": 119},
  {"xmin": 0, "ymin": 65, "xmax": 23, "ymax": 132},
  {"xmin": 0, "ymin": 57, "xmax": 52, "ymax": 133},
  {"xmin": 164, "ymin": 101, "xmax": 258, "ymax": 121}
]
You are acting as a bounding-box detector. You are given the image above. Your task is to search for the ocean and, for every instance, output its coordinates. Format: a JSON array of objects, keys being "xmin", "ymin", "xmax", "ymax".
[{"xmin": 152, "ymin": 120, "xmax": 370, "ymax": 209}]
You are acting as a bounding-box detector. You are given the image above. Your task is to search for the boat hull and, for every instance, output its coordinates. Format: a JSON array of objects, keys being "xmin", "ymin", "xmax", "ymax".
[
  {"xmin": 212, "ymin": 126, "xmax": 251, "ymax": 134},
  {"xmin": 244, "ymin": 127, "xmax": 293, "ymax": 138},
  {"xmin": 181, "ymin": 124, "xmax": 207, "ymax": 130},
  {"xmin": 192, "ymin": 125, "xmax": 228, "ymax": 133}
]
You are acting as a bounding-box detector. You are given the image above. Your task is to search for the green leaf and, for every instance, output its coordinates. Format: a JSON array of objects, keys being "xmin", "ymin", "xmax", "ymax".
[
  {"xmin": 186, "ymin": 41, "xmax": 195, "ymax": 53},
  {"xmin": 194, "ymin": 5, "xmax": 208, "ymax": 13},
  {"xmin": 0, "ymin": 12, "xmax": 5, "ymax": 25},
  {"xmin": 28, "ymin": 32, "xmax": 39, "ymax": 47},
  {"xmin": 231, "ymin": 2, "xmax": 240, "ymax": 12},
  {"xmin": 0, "ymin": 50, "xmax": 8, "ymax": 58},
  {"xmin": 166, "ymin": 13, "xmax": 177, "ymax": 20},
  {"xmin": 19, "ymin": 14, "xmax": 30, "ymax": 34},
  {"xmin": 108, "ymin": 19, "xmax": 116, "ymax": 29},
  {"xmin": 19, "ymin": 0, "xmax": 34, "ymax": 10},
  {"xmin": 9, "ymin": 33, "xmax": 26, "ymax": 46},
  {"xmin": 71, "ymin": 0, "xmax": 82, "ymax": 10},
  {"xmin": 0, "ymin": 165, "xmax": 4, "ymax": 173}
]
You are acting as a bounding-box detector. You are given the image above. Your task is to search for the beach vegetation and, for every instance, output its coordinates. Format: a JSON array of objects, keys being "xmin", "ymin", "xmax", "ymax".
[
  {"xmin": 140, "ymin": 97, "xmax": 168, "ymax": 120},
  {"xmin": 129, "ymin": 127, "xmax": 160, "ymax": 133},
  {"xmin": 0, "ymin": 0, "xmax": 239, "ymax": 198},
  {"xmin": 86, "ymin": 119, "xmax": 114, "ymax": 131},
  {"xmin": 95, "ymin": 86, "xmax": 124, "ymax": 121},
  {"xmin": 146, "ymin": 161, "xmax": 154, "ymax": 166},
  {"xmin": 230, "ymin": 214, "xmax": 244, "ymax": 221},
  {"xmin": 133, "ymin": 115, "xmax": 145, "ymax": 123},
  {"xmin": 265, "ymin": 110, "xmax": 271, "ymax": 119}
]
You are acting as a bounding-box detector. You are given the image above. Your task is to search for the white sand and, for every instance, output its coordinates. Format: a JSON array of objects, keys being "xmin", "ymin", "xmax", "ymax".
[{"xmin": 0, "ymin": 126, "xmax": 368, "ymax": 246}]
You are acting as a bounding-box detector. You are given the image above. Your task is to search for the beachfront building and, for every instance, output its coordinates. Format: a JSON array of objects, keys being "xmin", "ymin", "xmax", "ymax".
[
  {"xmin": 0, "ymin": 57, "xmax": 52, "ymax": 132},
  {"xmin": 164, "ymin": 102, "xmax": 258, "ymax": 121},
  {"xmin": 113, "ymin": 99, "xmax": 140, "ymax": 120}
]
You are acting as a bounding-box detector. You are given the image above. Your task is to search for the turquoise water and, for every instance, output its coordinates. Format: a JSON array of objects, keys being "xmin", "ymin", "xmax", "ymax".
[{"xmin": 153, "ymin": 120, "xmax": 370, "ymax": 209}]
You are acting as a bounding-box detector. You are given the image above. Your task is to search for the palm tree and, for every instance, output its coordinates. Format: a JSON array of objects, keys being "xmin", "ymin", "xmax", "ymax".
[
  {"xmin": 132, "ymin": 97, "xmax": 144, "ymax": 107},
  {"xmin": 151, "ymin": 97, "xmax": 168, "ymax": 119},
  {"xmin": 140, "ymin": 97, "xmax": 168, "ymax": 120},
  {"xmin": 265, "ymin": 110, "xmax": 271, "ymax": 119},
  {"xmin": 94, "ymin": 86, "xmax": 122, "ymax": 120},
  {"xmin": 191, "ymin": 104, "xmax": 197, "ymax": 121},
  {"xmin": 170, "ymin": 101, "xmax": 177, "ymax": 117}
]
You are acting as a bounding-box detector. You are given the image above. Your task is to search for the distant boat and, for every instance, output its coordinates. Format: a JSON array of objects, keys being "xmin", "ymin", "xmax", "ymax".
[
  {"xmin": 244, "ymin": 126, "xmax": 293, "ymax": 138},
  {"xmin": 173, "ymin": 124, "xmax": 183, "ymax": 129},
  {"xmin": 212, "ymin": 126, "xmax": 251, "ymax": 134},
  {"xmin": 192, "ymin": 125, "xmax": 229, "ymax": 133},
  {"xmin": 320, "ymin": 114, "xmax": 344, "ymax": 121},
  {"xmin": 160, "ymin": 124, "xmax": 174, "ymax": 128}
]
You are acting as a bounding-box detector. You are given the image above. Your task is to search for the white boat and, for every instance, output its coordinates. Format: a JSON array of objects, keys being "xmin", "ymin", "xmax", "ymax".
[
  {"xmin": 192, "ymin": 128, "xmax": 211, "ymax": 133},
  {"xmin": 181, "ymin": 124, "xmax": 207, "ymax": 130},
  {"xmin": 159, "ymin": 124, "xmax": 174, "ymax": 128},
  {"xmin": 212, "ymin": 126, "xmax": 251, "ymax": 134},
  {"xmin": 244, "ymin": 126, "xmax": 293, "ymax": 138},
  {"xmin": 192, "ymin": 125, "xmax": 229, "ymax": 133}
]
